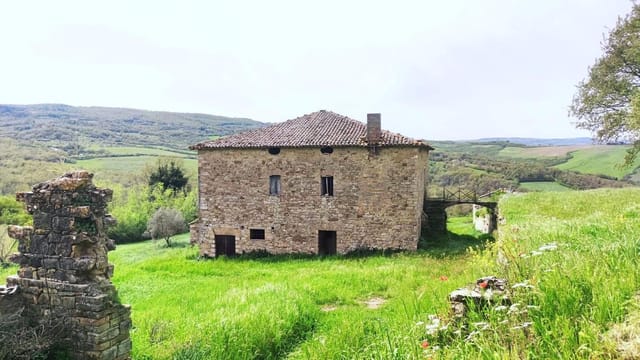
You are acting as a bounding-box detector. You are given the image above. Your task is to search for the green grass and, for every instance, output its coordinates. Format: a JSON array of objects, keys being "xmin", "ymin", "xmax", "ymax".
[
  {"xmin": 2, "ymin": 189, "xmax": 640, "ymax": 358},
  {"xmin": 519, "ymin": 181, "xmax": 573, "ymax": 192},
  {"xmin": 554, "ymin": 145, "xmax": 640, "ymax": 179},
  {"xmin": 106, "ymin": 218, "xmax": 488, "ymax": 359},
  {"xmin": 74, "ymin": 156, "xmax": 197, "ymax": 185},
  {"xmin": 91, "ymin": 146, "xmax": 196, "ymax": 158}
]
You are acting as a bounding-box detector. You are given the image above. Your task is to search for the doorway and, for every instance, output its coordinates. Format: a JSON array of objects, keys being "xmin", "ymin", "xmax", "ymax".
[
  {"xmin": 318, "ymin": 230, "xmax": 337, "ymax": 255},
  {"xmin": 215, "ymin": 235, "xmax": 236, "ymax": 257}
]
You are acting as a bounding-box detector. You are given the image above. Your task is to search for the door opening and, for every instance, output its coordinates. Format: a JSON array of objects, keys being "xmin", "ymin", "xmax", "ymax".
[
  {"xmin": 318, "ymin": 230, "xmax": 337, "ymax": 255},
  {"xmin": 215, "ymin": 235, "xmax": 236, "ymax": 257}
]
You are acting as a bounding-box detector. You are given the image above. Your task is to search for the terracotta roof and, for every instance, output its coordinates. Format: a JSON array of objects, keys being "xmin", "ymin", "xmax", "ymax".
[{"xmin": 190, "ymin": 110, "xmax": 432, "ymax": 150}]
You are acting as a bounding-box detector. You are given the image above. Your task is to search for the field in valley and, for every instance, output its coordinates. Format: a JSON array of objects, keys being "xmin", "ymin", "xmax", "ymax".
[
  {"xmin": 499, "ymin": 144, "xmax": 640, "ymax": 180},
  {"xmin": 2, "ymin": 188, "xmax": 637, "ymax": 358}
]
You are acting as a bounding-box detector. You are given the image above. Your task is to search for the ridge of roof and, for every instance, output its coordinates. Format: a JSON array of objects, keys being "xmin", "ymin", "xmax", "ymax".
[{"xmin": 190, "ymin": 110, "xmax": 432, "ymax": 150}]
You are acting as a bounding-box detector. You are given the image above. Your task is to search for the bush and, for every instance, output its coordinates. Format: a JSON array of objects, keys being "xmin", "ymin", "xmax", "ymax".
[
  {"xmin": 0, "ymin": 196, "xmax": 30, "ymax": 226},
  {"xmin": 147, "ymin": 208, "xmax": 186, "ymax": 247},
  {"xmin": 106, "ymin": 183, "xmax": 196, "ymax": 243}
]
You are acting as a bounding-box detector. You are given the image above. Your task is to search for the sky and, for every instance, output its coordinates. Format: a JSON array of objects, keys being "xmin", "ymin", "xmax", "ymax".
[{"xmin": 0, "ymin": 0, "xmax": 633, "ymax": 140}]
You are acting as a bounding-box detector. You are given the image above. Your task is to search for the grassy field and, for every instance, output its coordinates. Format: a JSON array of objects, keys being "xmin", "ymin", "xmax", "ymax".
[
  {"xmin": 89, "ymin": 146, "xmax": 196, "ymax": 157},
  {"xmin": 554, "ymin": 145, "xmax": 640, "ymax": 179},
  {"xmin": 498, "ymin": 145, "xmax": 592, "ymax": 159},
  {"xmin": 74, "ymin": 156, "xmax": 197, "ymax": 186},
  {"xmin": 1, "ymin": 189, "xmax": 639, "ymax": 358},
  {"xmin": 518, "ymin": 181, "xmax": 573, "ymax": 192}
]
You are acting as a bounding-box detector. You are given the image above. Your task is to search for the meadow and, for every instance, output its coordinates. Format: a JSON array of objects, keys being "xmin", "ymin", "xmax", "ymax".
[
  {"xmin": 518, "ymin": 181, "xmax": 573, "ymax": 192},
  {"xmin": 498, "ymin": 144, "xmax": 640, "ymax": 179},
  {"xmin": 5, "ymin": 188, "xmax": 635, "ymax": 358},
  {"xmin": 554, "ymin": 145, "xmax": 640, "ymax": 179},
  {"xmin": 1, "ymin": 187, "xmax": 639, "ymax": 358}
]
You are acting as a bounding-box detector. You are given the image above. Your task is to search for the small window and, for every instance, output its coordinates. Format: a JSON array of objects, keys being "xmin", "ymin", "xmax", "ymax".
[
  {"xmin": 250, "ymin": 228, "xmax": 265, "ymax": 240},
  {"xmin": 268, "ymin": 147, "xmax": 281, "ymax": 155},
  {"xmin": 320, "ymin": 146, "xmax": 333, "ymax": 154},
  {"xmin": 321, "ymin": 176, "xmax": 334, "ymax": 196},
  {"xmin": 269, "ymin": 175, "xmax": 281, "ymax": 195}
]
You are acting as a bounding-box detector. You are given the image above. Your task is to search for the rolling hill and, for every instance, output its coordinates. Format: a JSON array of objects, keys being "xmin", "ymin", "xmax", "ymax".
[{"xmin": 0, "ymin": 104, "xmax": 265, "ymax": 150}]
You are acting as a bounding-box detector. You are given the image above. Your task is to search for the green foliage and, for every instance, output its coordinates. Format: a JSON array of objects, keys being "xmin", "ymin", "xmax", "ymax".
[
  {"xmin": 0, "ymin": 195, "xmax": 30, "ymax": 225},
  {"xmin": 0, "ymin": 104, "xmax": 264, "ymax": 150},
  {"xmin": 147, "ymin": 208, "xmax": 186, "ymax": 247},
  {"xmin": 107, "ymin": 183, "xmax": 197, "ymax": 243},
  {"xmin": 570, "ymin": 4, "xmax": 640, "ymax": 164},
  {"xmin": 103, "ymin": 189, "xmax": 640, "ymax": 358},
  {"xmin": 148, "ymin": 158, "xmax": 189, "ymax": 193}
]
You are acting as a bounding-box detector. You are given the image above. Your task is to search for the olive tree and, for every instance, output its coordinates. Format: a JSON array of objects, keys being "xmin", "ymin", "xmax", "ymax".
[
  {"xmin": 147, "ymin": 208, "xmax": 186, "ymax": 247},
  {"xmin": 570, "ymin": 3, "xmax": 640, "ymax": 165}
]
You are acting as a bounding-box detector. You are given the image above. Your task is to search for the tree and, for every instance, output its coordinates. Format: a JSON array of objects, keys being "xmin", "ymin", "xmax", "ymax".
[
  {"xmin": 570, "ymin": 3, "xmax": 640, "ymax": 165},
  {"xmin": 148, "ymin": 158, "xmax": 189, "ymax": 193},
  {"xmin": 147, "ymin": 208, "xmax": 186, "ymax": 247}
]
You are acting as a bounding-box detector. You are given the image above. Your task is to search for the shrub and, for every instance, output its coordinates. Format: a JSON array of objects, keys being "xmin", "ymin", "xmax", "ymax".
[{"xmin": 147, "ymin": 208, "xmax": 186, "ymax": 247}]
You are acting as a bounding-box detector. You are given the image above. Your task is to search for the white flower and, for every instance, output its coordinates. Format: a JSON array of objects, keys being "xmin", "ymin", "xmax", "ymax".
[{"xmin": 494, "ymin": 305, "xmax": 508, "ymax": 311}]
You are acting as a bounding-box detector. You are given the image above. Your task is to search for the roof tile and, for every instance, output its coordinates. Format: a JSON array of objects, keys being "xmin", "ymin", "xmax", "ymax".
[{"xmin": 190, "ymin": 110, "xmax": 431, "ymax": 150}]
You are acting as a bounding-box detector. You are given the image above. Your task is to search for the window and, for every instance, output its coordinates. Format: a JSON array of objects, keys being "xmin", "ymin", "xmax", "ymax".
[
  {"xmin": 268, "ymin": 147, "xmax": 281, "ymax": 155},
  {"xmin": 321, "ymin": 176, "xmax": 334, "ymax": 196},
  {"xmin": 320, "ymin": 146, "xmax": 333, "ymax": 154},
  {"xmin": 250, "ymin": 228, "xmax": 265, "ymax": 240},
  {"xmin": 269, "ymin": 175, "xmax": 281, "ymax": 195}
]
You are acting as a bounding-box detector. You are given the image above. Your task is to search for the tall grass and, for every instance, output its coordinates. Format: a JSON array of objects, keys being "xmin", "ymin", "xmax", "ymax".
[
  {"xmin": 432, "ymin": 188, "xmax": 640, "ymax": 358},
  {"xmin": 109, "ymin": 223, "xmax": 488, "ymax": 359},
  {"xmin": 2, "ymin": 188, "xmax": 638, "ymax": 358}
]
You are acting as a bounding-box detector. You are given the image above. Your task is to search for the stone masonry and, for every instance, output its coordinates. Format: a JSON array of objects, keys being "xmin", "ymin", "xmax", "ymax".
[
  {"xmin": 191, "ymin": 146, "xmax": 429, "ymax": 256},
  {"xmin": 1, "ymin": 171, "xmax": 131, "ymax": 359}
]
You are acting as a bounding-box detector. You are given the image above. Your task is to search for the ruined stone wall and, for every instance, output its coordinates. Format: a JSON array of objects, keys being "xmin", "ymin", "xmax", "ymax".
[
  {"xmin": 191, "ymin": 146, "xmax": 429, "ymax": 256},
  {"xmin": 1, "ymin": 171, "xmax": 131, "ymax": 359}
]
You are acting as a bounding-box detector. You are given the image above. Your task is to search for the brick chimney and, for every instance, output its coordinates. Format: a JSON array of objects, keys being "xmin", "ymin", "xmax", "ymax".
[{"xmin": 367, "ymin": 113, "xmax": 381, "ymax": 146}]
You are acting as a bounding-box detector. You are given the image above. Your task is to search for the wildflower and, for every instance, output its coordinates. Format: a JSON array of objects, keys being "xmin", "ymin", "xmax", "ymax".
[
  {"xmin": 494, "ymin": 305, "xmax": 508, "ymax": 312},
  {"xmin": 421, "ymin": 340, "xmax": 430, "ymax": 349},
  {"xmin": 440, "ymin": 276, "xmax": 449, "ymax": 281},
  {"xmin": 479, "ymin": 281, "xmax": 488, "ymax": 289}
]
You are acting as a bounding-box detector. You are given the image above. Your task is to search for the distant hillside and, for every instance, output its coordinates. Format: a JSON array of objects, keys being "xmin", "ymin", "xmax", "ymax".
[
  {"xmin": 472, "ymin": 137, "xmax": 594, "ymax": 146},
  {"xmin": 0, "ymin": 104, "xmax": 265, "ymax": 150}
]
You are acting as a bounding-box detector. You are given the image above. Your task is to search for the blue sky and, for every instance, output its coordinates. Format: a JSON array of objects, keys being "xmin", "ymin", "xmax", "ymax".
[{"xmin": 0, "ymin": 0, "xmax": 632, "ymax": 140}]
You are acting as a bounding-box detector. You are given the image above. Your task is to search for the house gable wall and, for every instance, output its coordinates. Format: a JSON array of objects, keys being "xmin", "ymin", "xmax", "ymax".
[{"xmin": 192, "ymin": 146, "xmax": 428, "ymax": 256}]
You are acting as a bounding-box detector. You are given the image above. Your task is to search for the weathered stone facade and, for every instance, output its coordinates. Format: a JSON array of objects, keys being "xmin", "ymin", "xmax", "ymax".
[
  {"xmin": 191, "ymin": 146, "xmax": 429, "ymax": 256},
  {"xmin": 0, "ymin": 171, "xmax": 131, "ymax": 359}
]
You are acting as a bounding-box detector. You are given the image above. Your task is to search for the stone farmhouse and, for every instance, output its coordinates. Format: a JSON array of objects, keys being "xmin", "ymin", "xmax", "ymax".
[{"xmin": 189, "ymin": 110, "xmax": 432, "ymax": 257}]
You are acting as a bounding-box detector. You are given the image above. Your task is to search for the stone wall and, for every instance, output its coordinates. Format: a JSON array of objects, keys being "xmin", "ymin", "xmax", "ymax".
[
  {"xmin": 0, "ymin": 171, "xmax": 131, "ymax": 359},
  {"xmin": 191, "ymin": 146, "xmax": 429, "ymax": 256}
]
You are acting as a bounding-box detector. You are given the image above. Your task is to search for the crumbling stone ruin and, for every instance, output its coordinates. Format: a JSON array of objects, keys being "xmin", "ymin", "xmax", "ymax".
[
  {"xmin": 449, "ymin": 276, "xmax": 510, "ymax": 318},
  {"xmin": 0, "ymin": 171, "xmax": 131, "ymax": 359}
]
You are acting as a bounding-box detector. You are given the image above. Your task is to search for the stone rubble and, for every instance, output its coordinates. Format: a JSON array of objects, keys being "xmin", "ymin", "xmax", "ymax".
[{"xmin": 0, "ymin": 171, "xmax": 131, "ymax": 359}]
